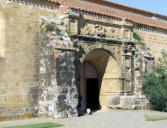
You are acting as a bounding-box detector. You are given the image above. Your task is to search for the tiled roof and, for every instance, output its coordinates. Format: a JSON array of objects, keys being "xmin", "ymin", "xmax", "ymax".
[{"xmin": 47, "ymin": 0, "xmax": 167, "ymax": 30}]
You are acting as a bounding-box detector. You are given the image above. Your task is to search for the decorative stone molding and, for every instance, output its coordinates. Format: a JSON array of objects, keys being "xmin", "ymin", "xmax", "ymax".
[{"xmin": 69, "ymin": 14, "xmax": 133, "ymax": 42}]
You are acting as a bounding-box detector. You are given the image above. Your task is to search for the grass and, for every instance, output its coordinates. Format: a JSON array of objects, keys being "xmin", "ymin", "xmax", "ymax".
[
  {"xmin": 3, "ymin": 122, "xmax": 63, "ymax": 128},
  {"xmin": 145, "ymin": 115, "xmax": 167, "ymax": 121}
]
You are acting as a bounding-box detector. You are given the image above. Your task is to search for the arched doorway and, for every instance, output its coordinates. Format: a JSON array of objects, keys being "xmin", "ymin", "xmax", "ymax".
[
  {"xmin": 80, "ymin": 48, "xmax": 121, "ymax": 110},
  {"xmin": 80, "ymin": 61, "xmax": 100, "ymax": 110}
]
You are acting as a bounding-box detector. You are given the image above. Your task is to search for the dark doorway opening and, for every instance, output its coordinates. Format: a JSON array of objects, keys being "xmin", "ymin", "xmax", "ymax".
[{"xmin": 86, "ymin": 78, "xmax": 100, "ymax": 110}]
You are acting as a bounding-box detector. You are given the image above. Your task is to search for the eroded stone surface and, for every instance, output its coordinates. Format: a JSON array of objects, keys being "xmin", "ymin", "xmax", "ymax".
[{"xmin": 38, "ymin": 16, "xmax": 78, "ymax": 118}]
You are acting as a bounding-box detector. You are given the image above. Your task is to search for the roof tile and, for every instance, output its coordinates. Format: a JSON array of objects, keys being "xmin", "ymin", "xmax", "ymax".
[{"xmin": 46, "ymin": 0, "xmax": 167, "ymax": 30}]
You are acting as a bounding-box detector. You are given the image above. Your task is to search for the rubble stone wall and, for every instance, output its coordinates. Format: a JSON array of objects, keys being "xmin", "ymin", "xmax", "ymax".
[
  {"xmin": 133, "ymin": 26, "xmax": 167, "ymax": 99},
  {"xmin": 38, "ymin": 17, "xmax": 78, "ymax": 118}
]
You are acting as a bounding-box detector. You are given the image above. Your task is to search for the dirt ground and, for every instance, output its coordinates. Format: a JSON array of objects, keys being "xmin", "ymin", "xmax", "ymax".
[{"xmin": 0, "ymin": 110, "xmax": 167, "ymax": 128}]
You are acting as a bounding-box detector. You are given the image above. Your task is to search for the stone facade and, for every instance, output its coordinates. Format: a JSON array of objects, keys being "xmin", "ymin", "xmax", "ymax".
[
  {"xmin": 0, "ymin": 0, "xmax": 59, "ymax": 120},
  {"xmin": 0, "ymin": 0, "xmax": 166, "ymax": 120}
]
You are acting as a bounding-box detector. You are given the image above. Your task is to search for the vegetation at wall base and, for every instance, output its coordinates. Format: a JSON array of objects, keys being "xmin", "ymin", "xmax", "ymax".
[
  {"xmin": 142, "ymin": 49, "xmax": 167, "ymax": 112},
  {"xmin": 3, "ymin": 122, "xmax": 63, "ymax": 128}
]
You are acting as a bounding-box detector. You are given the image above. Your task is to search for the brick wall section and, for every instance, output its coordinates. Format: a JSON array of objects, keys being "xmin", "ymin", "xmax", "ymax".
[{"xmin": 0, "ymin": 0, "xmax": 59, "ymax": 121}]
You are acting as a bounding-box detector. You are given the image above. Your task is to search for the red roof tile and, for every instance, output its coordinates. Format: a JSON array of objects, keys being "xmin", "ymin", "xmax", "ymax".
[{"xmin": 46, "ymin": 0, "xmax": 167, "ymax": 30}]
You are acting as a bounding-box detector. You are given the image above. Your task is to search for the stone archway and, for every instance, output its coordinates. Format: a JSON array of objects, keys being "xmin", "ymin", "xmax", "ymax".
[{"xmin": 80, "ymin": 48, "xmax": 122, "ymax": 110}]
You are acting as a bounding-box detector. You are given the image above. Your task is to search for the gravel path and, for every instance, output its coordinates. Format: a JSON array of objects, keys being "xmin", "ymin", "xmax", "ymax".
[{"xmin": 0, "ymin": 110, "xmax": 167, "ymax": 128}]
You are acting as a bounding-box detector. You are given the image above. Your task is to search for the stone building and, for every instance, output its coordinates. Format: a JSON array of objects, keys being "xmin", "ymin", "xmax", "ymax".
[{"xmin": 0, "ymin": 0, "xmax": 167, "ymax": 120}]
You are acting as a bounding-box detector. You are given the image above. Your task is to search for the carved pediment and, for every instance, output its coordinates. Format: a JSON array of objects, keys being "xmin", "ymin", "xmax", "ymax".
[{"xmin": 69, "ymin": 18, "xmax": 132, "ymax": 41}]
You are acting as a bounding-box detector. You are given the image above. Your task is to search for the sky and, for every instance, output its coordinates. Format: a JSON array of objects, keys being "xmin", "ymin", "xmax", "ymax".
[{"xmin": 109, "ymin": 0, "xmax": 167, "ymax": 16}]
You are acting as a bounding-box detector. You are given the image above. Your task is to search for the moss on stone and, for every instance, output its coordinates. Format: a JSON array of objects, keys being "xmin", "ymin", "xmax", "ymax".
[{"xmin": 44, "ymin": 24, "xmax": 55, "ymax": 31}]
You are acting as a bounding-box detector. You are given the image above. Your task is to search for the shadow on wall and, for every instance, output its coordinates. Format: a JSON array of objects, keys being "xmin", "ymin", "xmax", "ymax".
[{"xmin": 28, "ymin": 86, "xmax": 38, "ymax": 107}]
